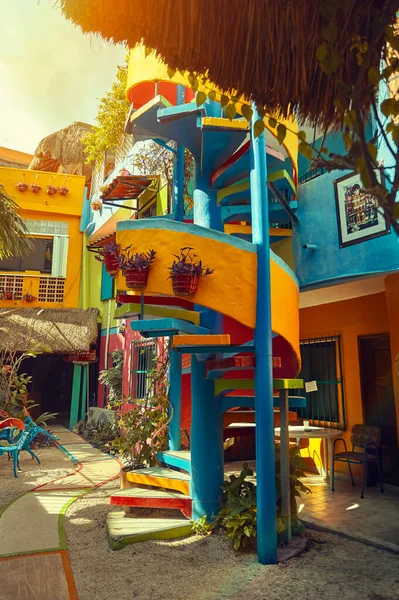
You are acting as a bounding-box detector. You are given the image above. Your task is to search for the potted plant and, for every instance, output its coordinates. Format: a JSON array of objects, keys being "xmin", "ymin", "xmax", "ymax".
[
  {"xmin": 22, "ymin": 293, "xmax": 37, "ymax": 303},
  {"xmin": 95, "ymin": 241, "xmax": 120, "ymax": 277},
  {"xmin": 169, "ymin": 247, "xmax": 214, "ymax": 296},
  {"xmin": 91, "ymin": 199, "xmax": 103, "ymax": 211},
  {"xmin": 58, "ymin": 186, "xmax": 69, "ymax": 196},
  {"xmin": 15, "ymin": 182, "xmax": 28, "ymax": 192},
  {"xmin": 119, "ymin": 247, "xmax": 156, "ymax": 290},
  {"xmin": 4, "ymin": 289, "xmax": 14, "ymax": 300},
  {"xmin": 30, "ymin": 183, "xmax": 41, "ymax": 193},
  {"xmin": 46, "ymin": 185, "xmax": 57, "ymax": 196}
]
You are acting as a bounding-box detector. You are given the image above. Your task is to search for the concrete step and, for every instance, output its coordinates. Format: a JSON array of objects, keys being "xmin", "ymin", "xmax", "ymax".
[
  {"xmin": 124, "ymin": 467, "xmax": 191, "ymax": 495},
  {"xmin": 110, "ymin": 487, "xmax": 192, "ymax": 518},
  {"xmin": 107, "ymin": 510, "xmax": 192, "ymax": 550}
]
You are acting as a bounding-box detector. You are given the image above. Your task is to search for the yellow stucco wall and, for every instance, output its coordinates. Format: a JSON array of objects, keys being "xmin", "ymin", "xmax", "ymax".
[{"xmin": 0, "ymin": 167, "xmax": 86, "ymax": 309}]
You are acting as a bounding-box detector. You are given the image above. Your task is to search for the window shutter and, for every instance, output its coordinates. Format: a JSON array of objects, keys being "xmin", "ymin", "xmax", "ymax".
[
  {"xmin": 101, "ymin": 264, "xmax": 114, "ymax": 300},
  {"xmin": 52, "ymin": 236, "xmax": 69, "ymax": 277}
]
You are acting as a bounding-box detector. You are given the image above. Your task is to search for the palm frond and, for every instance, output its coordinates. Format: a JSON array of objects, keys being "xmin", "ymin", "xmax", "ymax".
[{"xmin": 0, "ymin": 185, "xmax": 34, "ymax": 259}]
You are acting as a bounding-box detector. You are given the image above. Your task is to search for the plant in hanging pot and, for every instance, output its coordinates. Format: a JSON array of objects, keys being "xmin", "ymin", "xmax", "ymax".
[
  {"xmin": 15, "ymin": 181, "xmax": 28, "ymax": 192},
  {"xmin": 119, "ymin": 247, "xmax": 156, "ymax": 290},
  {"xmin": 30, "ymin": 183, "xmax": 41, "ymax": 193},
  {"xmin": 58, "ymin": 186, "xmax": 69, "ymax": 196},
  {"xmin": 95, "ymin": 241, "xmax": 120, "ymax": 278},
  {"xmin": 46, "ymin": 185, "xmax": 57, "ymax": 196},
  {"xmin": 91, "ymin": 198, "xmax": 103, "ymax": 211},
  {"xmin": 169, "ymin": 247, "xmax": 214, "ymax": 296},
  {"xmin": 4, "ymin": 289, "xmax": 14, "ymax": 301},
  {"xmin": 22, "ymin": 293, "xmax": 37, "ymax": 303}
]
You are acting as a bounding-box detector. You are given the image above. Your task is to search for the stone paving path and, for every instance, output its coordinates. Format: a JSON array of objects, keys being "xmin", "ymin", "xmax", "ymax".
[
  {"xmin": 299, "ymin": 475, "xmax": 399, "ymax": 553},
  {"xmin": 0, "ymin": 425, "xmax": 121, "ymax": 600}
]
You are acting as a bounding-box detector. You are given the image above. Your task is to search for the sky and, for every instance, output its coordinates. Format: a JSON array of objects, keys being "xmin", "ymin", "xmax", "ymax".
[{"xmin": 0, "ymin": 0, "xmax": 126, "ymax": 154}]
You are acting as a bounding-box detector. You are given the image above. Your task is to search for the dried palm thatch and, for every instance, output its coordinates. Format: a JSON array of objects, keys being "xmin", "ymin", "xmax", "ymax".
[
  {"xmin": 29, "ymin": 122, "xmax": 93, "ymax": 174},
  {"xmin": 60, "ymin": 0, "xmax": 398, "ymax": 129},
  {"xmin": 0, "ymin": 308, "xmax": 99, "ymax": 354}
]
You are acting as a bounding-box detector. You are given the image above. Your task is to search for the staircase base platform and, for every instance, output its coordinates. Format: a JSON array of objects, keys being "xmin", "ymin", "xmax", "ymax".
[
  {"xmin": 110, "ymin": 487, "xmax": 192, "ymax": 518},
  {"xmin": 107, "ymin": 510, "xmax": 193, "ymax": 550}
]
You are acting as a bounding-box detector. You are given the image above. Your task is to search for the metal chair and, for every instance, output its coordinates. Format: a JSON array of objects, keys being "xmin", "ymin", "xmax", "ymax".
[
  {"xmin": 0, "ymin": 429, "xmax": 29, "ymax": 477},
  {"xmin": 331, "ymin": 424, "xmax": 383, "ymax": 498}
]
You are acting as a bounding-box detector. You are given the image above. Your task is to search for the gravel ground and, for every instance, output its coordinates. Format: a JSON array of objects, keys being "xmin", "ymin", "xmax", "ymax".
[
  {"xmin": 0, "ymin": 445, "xmax": 75, "ymax": 508},
  {"xmin": 66, "ymin": 481, "xmax": 399, "ymax": 600},
  {"xmin": 3, "ymin": 446, "xmax": 399, "ymax": 600}
]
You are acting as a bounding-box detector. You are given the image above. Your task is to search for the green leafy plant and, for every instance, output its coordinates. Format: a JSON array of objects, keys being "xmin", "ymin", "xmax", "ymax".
[
  {"xmin": 191, "ymin": 515, "xmax": 215, "ymax": 536},
  {"xmin": 217, "ymin": 448, "xmax": 310, "ymax": 552},
  {"xmin": 0, "ymin": 351, "xmax": 57, "ymax": 427},
  {"xmin": 82, "ymin": 56, "xmax": 130, "ymax": 165},
  {"xmin": 0, "ymin": 184, "xmax": 33, "ymax": 260},
  {"xmin": 111, "ymin": 344, "xmax": 172, "ymax": 469},
  {"xmin": 98, "ymin": 349, "xmax": 124, "ymax": 408},
  {"xmin": 75, "ymin": 420, "xmax": 120, "ymax": 454},
  {"xmin": 217, "ymin": 462, "xmax": 257, "ymax": 551}
]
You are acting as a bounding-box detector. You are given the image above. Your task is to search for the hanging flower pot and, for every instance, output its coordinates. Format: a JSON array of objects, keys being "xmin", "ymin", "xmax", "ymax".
[
  {"xmin": 103, "ymin": 253, "xmax": 120, "ymax": 277},
  {"xmin": 58, "ymin": 186, "xmax": 69, "ymax": 196},
  {"xmin": 119, "ymin": 248, "xmax": 156, "ymax": 291},
  {"xmin": 30, "ymin": 183, "xmax": 41, "ymax": 194},
  {"xmin": 169, "ymin": 247, "xmax": 214, "ymax": 296},
  {"xmin": 119, "ymin": 168, "xmax": 131, "ymax": 177},
  {"xmin": 46, "ymin": 185, "xmax": 57, "ymax": 196},
  {"xmin": 171, "ymin": 273, "xmax": 200, "ymax": 296},
  {"xmin": 16, "ymin": 182, "xmax": 28, "ymax": 192},
  {"xmin": 91, "ymin": 199, "xmax": 103, "ymax": 211},
  {"xmin": 124, "ymin": 268, "xmax": 150, "ymax": 290},
  {"xmin": 95, "ymin": 241, "xmax": 120, "ymax": 277},
  {"xmin": 22, "ymin": 293, "xmax": 37, "ymax": 303},
  {"xmin": 4, "ymin": 290, "xmax": 14, "ymax": 300}
]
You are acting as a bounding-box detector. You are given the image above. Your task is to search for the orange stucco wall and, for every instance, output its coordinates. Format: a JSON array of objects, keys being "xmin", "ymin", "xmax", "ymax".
[
  {"xmin": 385, "ymin": 273, "xmax": 399, "ymax": 438},
  {"xmin": 299, "ymin": 292, "xmax": 390, "ymax": 474}
]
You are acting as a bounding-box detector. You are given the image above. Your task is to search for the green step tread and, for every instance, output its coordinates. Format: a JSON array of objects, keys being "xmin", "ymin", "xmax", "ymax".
[{"xmin": 107, "ymin": 511, "xmax": 193, "ymax": 549}]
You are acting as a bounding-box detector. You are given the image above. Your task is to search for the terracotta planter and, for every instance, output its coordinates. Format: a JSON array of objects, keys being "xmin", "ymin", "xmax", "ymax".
[
  {"xmin": 104, "ymin": 253, "xmax": 120, "ymax": 277},
  {"xmin": 124, "ymin": 268, "xmax": 149, "ymax": 290},
  {"xmin": 46, "ymin": 186, "xmax": 57, "ymax": 196},
  {"xmin": 4, "ymin": 291, "xmax": 14, "ymax": 300},
  {"xmin": 31, "ymin": 184, "xmax": 41, "ymax": 194},
  {"xmin": 16, "ymin": 182, "xmax": 28, "ymax": 192},
  {"xmin": 23, "ymin": 294, "xmax": 36, "ymax": 303},
  {"xmin": 58, "ymin": 186, "xmax": 69, "ymax": 196},
  {"xmin": 91, "ymin": 199, "xmax": 103, "ymax": 211},
  {"xmin": 171, "ymin": 273, "xmax": 200, "ymax": 296}
]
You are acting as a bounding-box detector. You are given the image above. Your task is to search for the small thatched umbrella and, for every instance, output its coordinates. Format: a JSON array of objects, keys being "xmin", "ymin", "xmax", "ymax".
[
  {"xmin": 29, "ymin": 121, "xmax": 93, "ymax": 174},
  {"xmin": 59, "ymin": 0, "xmax": 398, "ymax": 129}
]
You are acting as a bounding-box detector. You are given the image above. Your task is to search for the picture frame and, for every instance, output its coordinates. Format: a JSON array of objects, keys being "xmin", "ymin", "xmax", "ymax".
[{"xmin": 334, "ymin": 171, "xmax": 389, "ymax": 248}]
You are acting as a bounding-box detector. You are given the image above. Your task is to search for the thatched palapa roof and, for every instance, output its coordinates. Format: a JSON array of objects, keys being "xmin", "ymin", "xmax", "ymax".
[
  {"xmin": 29, "ymin": 121, "xmax": 93, "ymax": 174},
  {"xmin": 60, "ymin": 0, "xmax": 398, "ymax": 129},
  {"xmin": 0, "ymin": 308, "xmax": 99, "ymax": 354}
]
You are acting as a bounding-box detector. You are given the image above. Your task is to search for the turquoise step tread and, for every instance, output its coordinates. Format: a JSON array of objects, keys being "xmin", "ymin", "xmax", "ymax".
[
  {"xmin": 107, "ymin": 511, "xmax": 193, "ymax": 549},
  {"xmin": 130, "ymin": 467, "xmax": 190, "ymax": 481},
  {"xmin": 157, "ymin": 450, "xmax": 191, "ymax": 474}
]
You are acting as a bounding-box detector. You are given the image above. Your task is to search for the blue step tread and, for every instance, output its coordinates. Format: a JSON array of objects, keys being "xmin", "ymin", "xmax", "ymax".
[{"xmin": 157, "ymin": 450, "xmax": 191, "ymax": 474}]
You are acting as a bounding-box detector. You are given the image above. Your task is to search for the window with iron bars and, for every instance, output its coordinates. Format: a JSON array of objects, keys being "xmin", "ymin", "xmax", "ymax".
[
  {"xmin": 129, "ymin": 339, "xmax": 157, "ymax": 400},
  {"xmin": 294, "ymin": 336, "xmax": 346, "ymax": 430}
]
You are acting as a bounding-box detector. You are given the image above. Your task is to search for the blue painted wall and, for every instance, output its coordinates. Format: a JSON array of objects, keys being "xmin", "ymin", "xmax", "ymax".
[{"xmin": 293, "ymin": 170, "xmax": 399, "ymax": 289}]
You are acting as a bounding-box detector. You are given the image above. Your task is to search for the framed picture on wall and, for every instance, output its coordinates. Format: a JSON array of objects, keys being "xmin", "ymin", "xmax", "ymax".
[{"xmin": 334, "ymin": 171, "xmax": 389, "ymax": 248}]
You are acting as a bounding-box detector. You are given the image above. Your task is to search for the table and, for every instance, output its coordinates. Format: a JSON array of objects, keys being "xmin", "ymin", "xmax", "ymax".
[{"xmin": 274, "ymin": 425, "xmax": 342, "ymax": 482}]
